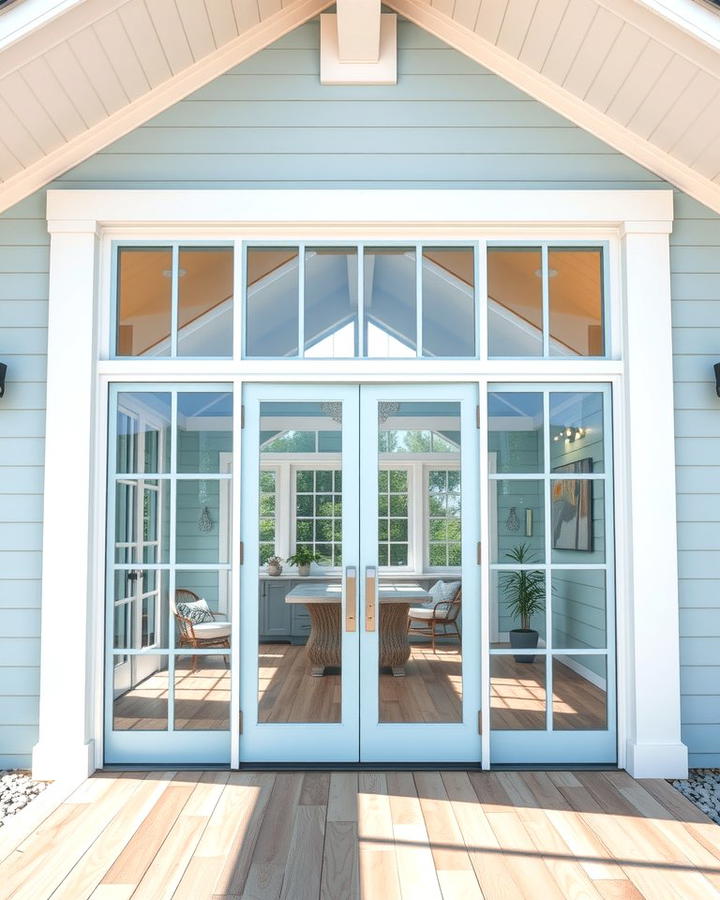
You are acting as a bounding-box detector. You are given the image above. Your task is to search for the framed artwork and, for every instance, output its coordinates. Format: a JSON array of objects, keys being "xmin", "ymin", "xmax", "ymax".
[{"xmin": 551, "ymin": 457, "xmax": 593, "ymax": 551}]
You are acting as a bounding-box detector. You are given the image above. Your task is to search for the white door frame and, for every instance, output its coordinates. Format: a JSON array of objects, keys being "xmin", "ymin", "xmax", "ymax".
[{"xmin": 32, "ymin": 188, "xmax": 687, "ymax": 782}]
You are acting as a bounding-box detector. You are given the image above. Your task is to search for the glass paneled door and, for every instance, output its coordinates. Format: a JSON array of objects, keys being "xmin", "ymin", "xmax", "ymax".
[
  {"xmin": 487, "ymin": 384, "xmax": 616, "ymax": 764},
  {"xmin": 105, "ymin": 385, "xmax": 234, "ymax": 764},
  {"xmin": 240, "ymin": 384, "xmax": 480, "ymax": 763}
]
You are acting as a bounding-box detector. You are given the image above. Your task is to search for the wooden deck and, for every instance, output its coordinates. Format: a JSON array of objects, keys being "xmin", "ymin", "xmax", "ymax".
[{"xmin": 1, "ymin": 770, "xmax": 719, "ymax": 899}]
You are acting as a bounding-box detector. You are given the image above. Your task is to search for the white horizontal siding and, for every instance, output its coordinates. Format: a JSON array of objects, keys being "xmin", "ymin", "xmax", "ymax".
[{"xmin": 0, "ymin": 18, "xmax": 718, "ymax": 767}]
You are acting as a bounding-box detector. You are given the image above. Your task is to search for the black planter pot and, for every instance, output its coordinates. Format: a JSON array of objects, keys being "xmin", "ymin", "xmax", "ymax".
[{"xmin": 509, "ymin": 628, "xmax": 539, "ymax": 663}]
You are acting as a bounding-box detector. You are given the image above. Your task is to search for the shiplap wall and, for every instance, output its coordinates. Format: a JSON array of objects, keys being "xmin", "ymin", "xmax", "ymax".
[{"xmin": 0, "ymin": 20, "xmax": 718, "ymax": 767}]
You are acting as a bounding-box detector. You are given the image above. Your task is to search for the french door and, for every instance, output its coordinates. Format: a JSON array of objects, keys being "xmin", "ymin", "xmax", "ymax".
[{"xmin": 240, "ymin": 383, "xmax": 481, "ymax": 763}]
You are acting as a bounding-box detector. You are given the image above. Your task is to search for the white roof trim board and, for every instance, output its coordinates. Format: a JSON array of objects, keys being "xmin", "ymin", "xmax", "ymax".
[{"xmin": 0, "ymin": 0, "xmax": 719, "ymax": 215}]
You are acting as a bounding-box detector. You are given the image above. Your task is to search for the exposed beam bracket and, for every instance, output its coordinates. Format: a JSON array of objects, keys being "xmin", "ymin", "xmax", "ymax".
[{"xmin": 320, "ymin": 8, "xmax": 397, "ymax": 84}]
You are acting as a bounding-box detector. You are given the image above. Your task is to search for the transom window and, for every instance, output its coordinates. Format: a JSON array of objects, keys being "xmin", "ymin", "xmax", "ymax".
[{"xmin": 112, "ymin": 242, "xmax": 607, "ymax": 360}]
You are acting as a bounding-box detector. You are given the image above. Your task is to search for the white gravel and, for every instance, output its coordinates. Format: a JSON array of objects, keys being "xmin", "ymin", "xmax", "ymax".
[
  {"xmin": 0, "ymin": 771, "xmax": 48, "ymax": 828},
  {"xmin": 671, "ymin": 768, "xmax": 720, "ymax": 825}
]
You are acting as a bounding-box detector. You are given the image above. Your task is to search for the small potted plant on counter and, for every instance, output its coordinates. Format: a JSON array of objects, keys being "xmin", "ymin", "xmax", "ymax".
[
  {"xmin": 501, "ymin": 543, "xmax": 545, "ymax": 663},
  {"xmin": 266, "ymin": 555, "xmax": 283, "ymax": 576},
  {"xmin": 287, "ymin": 547, "xmax": 321, "ymax": 577}
]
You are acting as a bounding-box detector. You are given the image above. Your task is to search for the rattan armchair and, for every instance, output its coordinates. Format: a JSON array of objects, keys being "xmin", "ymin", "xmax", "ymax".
[
  {"xmin": 407, "ymin": 586, "xmax": 462, "ymax": 652},
  {"xmin": 172, "ymin": 588, "xmax": 230, "ymax": 671}
]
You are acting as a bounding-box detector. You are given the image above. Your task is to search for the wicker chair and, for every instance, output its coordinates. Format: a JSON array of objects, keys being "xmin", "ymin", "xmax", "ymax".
[
  {"xmin": 172, "ymin": 589, "xmax": 230, "ymax": 671},
  {"xmin": 407, "ymin": 585, "xmax": 462, "ymax": 652}
]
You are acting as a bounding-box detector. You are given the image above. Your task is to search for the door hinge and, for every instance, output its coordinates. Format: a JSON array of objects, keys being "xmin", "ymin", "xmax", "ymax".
[
  {"xmin": 239, "ymin": 711, "xmax": 243, "ymax": 734},
  {"xmin": 477, "ymin": 541, "xmax": 482, "ymax": 565},
  {"xmin": 476, "ymin": 405, "xmax": 480, "ymax": 428},
  {"xmin": 241, "ymin": 404, "xmax": 245, "ymax": 428},
  {"xmin": 478, "ymin": 711, "xmax": 482, "ymax": 734},
  {"xmin": 239, "ymin": 541, "xmax": 244, "ymax": 565}
]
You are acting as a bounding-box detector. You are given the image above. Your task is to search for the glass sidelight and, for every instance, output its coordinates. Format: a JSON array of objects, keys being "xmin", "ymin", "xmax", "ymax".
[
  {"xmin": 487, "ymin": 385, "xmax": 616, "ymax": 764},
  {"xmin": 105, "ymin": 386, "xmax": 233, "ymax": 764}
]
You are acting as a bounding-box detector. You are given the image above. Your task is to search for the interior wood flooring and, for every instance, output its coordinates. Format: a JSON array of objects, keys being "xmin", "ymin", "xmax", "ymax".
[
  {"xmin": 2, "ymin": 769, "xmax": 718, "ymax": 899},
  {"xmin": 114, "ymin": 646, "xmax": 606, "ymax": 732},
  {"xmin": 259, "ymin": 642, "xmax": 463, "ymax": 724},
  {"xmin": 491, "ymin": 654, "xmax": 607, "ymax": 731}
]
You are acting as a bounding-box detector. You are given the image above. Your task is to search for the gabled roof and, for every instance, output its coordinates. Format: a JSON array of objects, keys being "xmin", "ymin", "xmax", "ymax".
[{"xmin": 0, "ymin": 0, "xmax": 719, "ymax": 215}]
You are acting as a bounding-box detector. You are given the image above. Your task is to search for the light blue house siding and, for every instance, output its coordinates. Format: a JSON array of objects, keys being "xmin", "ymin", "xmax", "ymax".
[{"xmin": 0, "ymin": 20, "xmax": 718, "ymax": 768}]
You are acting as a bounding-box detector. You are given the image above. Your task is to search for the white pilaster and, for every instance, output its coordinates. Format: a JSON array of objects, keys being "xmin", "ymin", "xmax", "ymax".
[
  {"xmin": 32, "ymin": 219, "xmax": 99, "ymax": 783},
  {"xmin": 621, "ymin": 222, "xmax": 688, "ymax": 779}
]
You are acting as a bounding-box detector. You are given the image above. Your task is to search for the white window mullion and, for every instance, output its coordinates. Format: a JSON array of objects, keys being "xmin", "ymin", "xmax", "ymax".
[
  {"xmin": 543, "ymin": 389, "xmax": 553, "ymax": 732},
  {"xmin": 415, "ymin": 243, "xmax": 422, "ymax": 358},
  {"xmin": 358, "ymin": 244, "xmax": 365, "ymax": 358},
  {"xmin": 541, "ymin": 244, "xmax": 550, "ymax": 359},
  {"xmin": 476, "ymin": 239, "xmax": 486, "ymax": 362},
  {"xmin": 170, "ymin": 245, "xmax": 179, "ymax": 359},
  {"xmin": 298, "ymin": 242, "xmax": 305, "ymax": 358}
]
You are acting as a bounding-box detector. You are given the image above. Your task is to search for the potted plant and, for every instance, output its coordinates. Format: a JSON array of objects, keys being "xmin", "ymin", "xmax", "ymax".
[
  {"xmin": 287, "ymin": 547, "xmax": 321, "ymax": 577},
  {"xmin": 266, "ymin": 555, "xmax": 283, "ymax": 576},
  {"xmin": 501, "ymin": 543, "xmax": 545, "ymax": 663}
]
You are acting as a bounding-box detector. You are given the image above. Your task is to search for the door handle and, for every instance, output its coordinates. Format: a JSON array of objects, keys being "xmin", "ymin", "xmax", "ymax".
[
  {"xmin": 345, "ymin": 566, "xmax": 357, "ymax": 632},
  {"xmin": 365, "ymin": 566, "xmax": 377, "ymax": 632}
]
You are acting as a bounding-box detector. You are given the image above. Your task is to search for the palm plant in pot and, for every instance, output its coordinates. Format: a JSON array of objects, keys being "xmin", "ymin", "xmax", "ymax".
[
  {"xmin": 501, "ymin": 543, "xmax": 545, "ymax": 663},
  {"xmin": 287, "ymin": 547, "xmax": 321, "ymax": 576}
]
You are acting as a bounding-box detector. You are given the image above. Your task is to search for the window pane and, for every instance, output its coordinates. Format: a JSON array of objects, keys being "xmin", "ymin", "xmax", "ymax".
[
  {"xmin": 113, "ymin": 570, "xmax": 168, "ymax": 649},
  {"xmin": 114, "ymin": 480, "xmax": 170, "ymax": 564},
  {"xmin": 175, "ymin": 480, "xmax": 230, "ymax": 564},
  {"xmin": 364, "ymin": 247, "xmax": 416, "ymax": 357},
  {"xmin": 548, "ymin": 248, "xmax": 603, "ymax": 357},
  {"xmin": 173, "ymin": 572, "xmax": 230, "ymax": 647},
  {"xmin": 550, "ymin": 391, "xmax": 605, "ymax": 473},
  {"xmin": 305, "ymin": 247, "xmax": 358, "ymax": 357},
  {"xmin": 552, "ymin": 656, "xmax": 607, "ymax": 730},
  {"xmin": 177, "ymin": 247, "xmax": 233, "ymax": 357},
  {"xmin": 379, "ymin": 468, "xmax": 410, "ymax": 569},
  {"xmin": 295, "ymin": 469, "xmax": 342, "ymax": 567},
  {"xmin": 487, "ymin": 248, "xmax": 542, "ymax": 357},
  {"xmin": 174, "ymin": 654, "xmax": 230, "ymax": 730},
  {"xmin": 491, "ymin": 480, "xmax": 545, "ymax": 563},
  {"xmin": 116, "ymin": 392, "xmax": 171, "ymax": 474},
  {"xmin": 113, "ymin": 654, "xmax": 168, "ymax": 730},
  {"xmin": 427, "ymin": 468, "xmax": 461, "ymax": 568},
  {"xmin": 422, "ymin": 247, "xmax": 475, "ymax": 357},
  {"xmin": 491, "ymin": 655, "xmax": 546, "ymax": 730},
  {"xmin": 491, "ymin": 569, "xmax": 546, "ymax": 649},
  {"xmin": 550, "ymin": 479, "xmax": 604, "ymax": 563},
  {"xmin": 552, "ymin": 570, "xmax": 607, "ymax": 650},
  {"xmin": 177, "ymin": 392, "xmax": 233, "ymax": 474},
  {"xmin": 488, "ymin": 392, "xmax": 543, "ymax": 473},
  {"xmin": 116, "ymin": 248, "xmax": 172, "ymax": 357},
  {"xmin": 246, "ymin": 247, "xmax": 299, "ymax": 357}
]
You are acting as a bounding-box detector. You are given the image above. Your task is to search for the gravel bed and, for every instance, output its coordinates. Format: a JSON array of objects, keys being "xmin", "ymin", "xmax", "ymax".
[
  {"xmin": 671, "ymin": 768, "xmax": 720, "ymax": 825},
  {"xmin": 0, "ymin": 771, "xmax": 48, "ymax": 829}
]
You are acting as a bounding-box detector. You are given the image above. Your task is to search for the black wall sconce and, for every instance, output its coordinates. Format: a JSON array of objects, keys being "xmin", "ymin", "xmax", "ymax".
[
  {"xmin": 715, "ymin": 363, "xmax": 720, "ymax": 398},
  {"xmin": 0, "ymin": 363, "xmax": 6, "ymax": 399}
]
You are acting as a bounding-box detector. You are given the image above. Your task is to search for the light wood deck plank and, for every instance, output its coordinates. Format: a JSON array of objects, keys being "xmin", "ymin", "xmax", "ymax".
[{"xmin": 2, "ymin": 770, "xmax": 716, "ymax": 900}]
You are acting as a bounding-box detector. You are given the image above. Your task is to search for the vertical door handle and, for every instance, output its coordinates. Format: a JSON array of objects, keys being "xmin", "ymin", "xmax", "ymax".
[
  {"xmin": 365, "ymin": 566, "xmax": 377, "ymax": 632},
  {"xmin": 345, "ymin": 566, "xmax": 357, "ymax": 632}
]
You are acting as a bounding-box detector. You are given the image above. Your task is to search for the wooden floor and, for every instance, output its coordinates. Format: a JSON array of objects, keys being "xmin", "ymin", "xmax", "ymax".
[
  {"xmin": 115, "ymin": 646, "xmax": 605, "ymax": 732},
  {"xmin": 2, "ymin": 770, "xmax": 719, "ymax": 899},
  {"xmin": 259, "ymin": 643, "xmax": 462, "ymax": 724}
]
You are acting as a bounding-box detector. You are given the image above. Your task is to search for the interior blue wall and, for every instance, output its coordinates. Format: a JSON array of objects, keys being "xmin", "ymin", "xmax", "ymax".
[{"xmin": 0, "ymin": 19, "xmax": 718, "ymax": 767}]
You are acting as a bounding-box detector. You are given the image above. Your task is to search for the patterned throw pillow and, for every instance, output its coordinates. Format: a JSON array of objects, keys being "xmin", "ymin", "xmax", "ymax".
[{"xmin": 176, "ymin": 597, "xmax": 214, "ymax": 624}]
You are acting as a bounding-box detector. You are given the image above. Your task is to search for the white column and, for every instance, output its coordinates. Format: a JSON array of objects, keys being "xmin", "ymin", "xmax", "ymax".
[
  {"xmin": 32, "ymin": 219, "xmax": 99, "ymax": 783},
  {"xmin": 621, "ymin": 223, "xmax": 688, "ymax": 779}
]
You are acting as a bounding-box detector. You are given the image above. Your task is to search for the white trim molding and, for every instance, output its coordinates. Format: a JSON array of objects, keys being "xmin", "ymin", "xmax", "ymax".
[
  {"xmin": 620, "ymin": 222, "xmax": 688, "ymax": 779},
  {"xmin": 33, "ymin": 187, "xmax": 687, "ymax": 779},
  {"xmin": 32, "ymin": 218, "xmax": 100, "ymax": 783}
]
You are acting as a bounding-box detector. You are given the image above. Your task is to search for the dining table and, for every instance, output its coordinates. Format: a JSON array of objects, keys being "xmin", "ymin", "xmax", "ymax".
[{"xmin": 285, "ymin": 581, "xmax": 431, "ymax": 676}]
